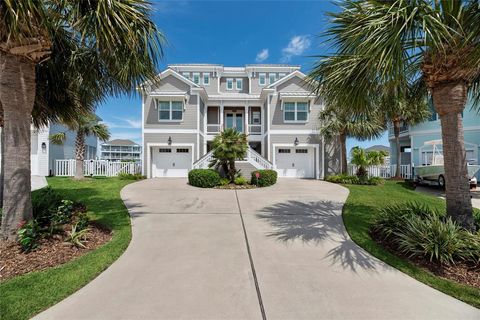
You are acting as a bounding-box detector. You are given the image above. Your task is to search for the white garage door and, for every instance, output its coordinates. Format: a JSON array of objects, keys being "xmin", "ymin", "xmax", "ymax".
[
  {"xmin": 275, "ymin": 147, "xmax": 314, "ymax": 178},
  {"xmin": 152, "ymin": 147, "xmax": 191, "ymax": 178}
]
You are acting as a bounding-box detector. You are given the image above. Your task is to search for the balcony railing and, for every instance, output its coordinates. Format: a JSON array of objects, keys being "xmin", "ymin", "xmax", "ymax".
[
  {"xmin": 206, "ymin": 123, "xmax": 262, "ymax": 135},
  {"xmin": 248, "ymin": 124, "xmax": 262, "ymax": 135},
  {"xmin": 207, "ymin": 124, "xmax": 221, "ymax": 134}
]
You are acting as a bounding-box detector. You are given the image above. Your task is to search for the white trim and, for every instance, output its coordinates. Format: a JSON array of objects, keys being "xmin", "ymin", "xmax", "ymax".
[
  {"xmin": 182, "ymin": 72, "xmax": 190, "ymax": 80},
  {"xmin": 157, "ymin": 100, "xmax": 184, "ymax": 122},
  {"xmin": 202, "ymin": 72, "xmax": 210, "ymax": 85},
  {"xmin": 147, "ymin": 142, "xmax": 195, "ymax": 178},
  {"xmin": 321, "ymin": 136, "xmax": 325, "ymax": 179},
  {"xmin": 269, "ymin": 129, "xmax": 316, "ymax": 135},
  {"xmin": 266, "ymin": 94, "xmax": 271, "ymax": 160},
  {"xmin": 282, "ymin": 101, "xmax": 309, "ymax": 123},
  {"xmin": 142, "ymin": 68, "xmax": 200, "ymax": 88},
  {"xmin": 196, "ymin": 94, "xmax": 200, "ymax": 159},
  {"xmin": 267, "ymin": 70, "xmax": 308, "ymax": 88},
  {"xmin": 236, "ymin": 78, "xmax": 243, "ymax": 90},
  {"xmin": 226, "ymin": 78, "xmax": 234, "ymax": 90},
  {"xmin": 144, "ymin": 128, "xmax": 198, "ymax": 134},
  {"xmin": 141, "ymin": 95, "xmax": 145, "ymax": 175},
  {"xmin": 259, "ymin": 73, "xmax": 266, "ymax": 86},
  {"xmin": 272, "ymin": 143, "xmax": 320, "ymax": 179}
]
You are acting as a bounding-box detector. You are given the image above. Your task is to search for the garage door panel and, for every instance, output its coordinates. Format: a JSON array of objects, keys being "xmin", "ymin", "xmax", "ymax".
[
  {"xmin": 275, "ymin": 147, "xmax": 314, "ymax": 178},
  {"xmin": 152, "ymin": 147, "xmax": 191, "ymax": 178}
]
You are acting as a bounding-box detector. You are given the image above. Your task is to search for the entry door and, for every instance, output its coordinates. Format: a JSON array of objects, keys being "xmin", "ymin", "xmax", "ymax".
[{"xmin": 225, "ymin": 112, "xmax": 244, "ymax": 133}]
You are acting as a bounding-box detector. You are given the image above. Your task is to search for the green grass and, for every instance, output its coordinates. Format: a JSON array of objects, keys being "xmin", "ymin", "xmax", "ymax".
[
  {"xmin": 0, "ymin": 177, "xmax": 134, "ymax": 320},
  {"xmin": 342, "ymin": 180, "xmax": 480, "ymax": 308}
]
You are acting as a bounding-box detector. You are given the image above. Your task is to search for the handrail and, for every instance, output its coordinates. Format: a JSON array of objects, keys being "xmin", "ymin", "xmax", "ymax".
[
  {"xmin": 192, "ymin": 150, "xmax": 214, "ymax": 169},
  {"xmin": 247, "ymin": 147, "xmax": 273, "ymax": 169}
]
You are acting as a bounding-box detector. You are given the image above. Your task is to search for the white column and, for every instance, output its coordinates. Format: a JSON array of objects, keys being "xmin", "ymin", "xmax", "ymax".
[
  {"xmin": 245, "ymin": 104, "xmax": 249, "ymax": 135},
  {"xmin": 220, "ymin": 102, "xmax": 224, "ymax": 131}
]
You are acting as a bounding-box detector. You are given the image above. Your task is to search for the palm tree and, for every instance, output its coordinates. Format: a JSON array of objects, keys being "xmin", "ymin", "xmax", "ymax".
[
  {"xmin": 209, "ymin": 128, "xmax": 248, "ymax": 182},
  {"xmin": 0, "ymin": 1, "xmax": 165, "ymax": 240},
  {"xmin": 50, "ymin": 114, "xmax": 110, "ymax": 179},
  {"xmin": 350, "ymin": 146, "xmax": 387, "ymax": 178},
  {"xmin": 319, "ymin": 104, "xmax": 384, "ymax": 174},
  {"xmin": 309, "ymin": 0, "xmax": 480, "ymax": 230}
]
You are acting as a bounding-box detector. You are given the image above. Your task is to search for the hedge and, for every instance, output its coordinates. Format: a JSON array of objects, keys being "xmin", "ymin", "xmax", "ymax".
[
  {"xmin": 188, "ymin": 169, "xmax": 221, "ymax": 188},
  {"xmin": 251, "ymin": 170, "xmax": 277, "ymax": 187}
]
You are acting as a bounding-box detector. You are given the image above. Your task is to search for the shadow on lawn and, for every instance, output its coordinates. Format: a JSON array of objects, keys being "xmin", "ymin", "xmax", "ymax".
[{"xmin": 256, "ymin": 200, "xmax": 385, "ymax": 273}]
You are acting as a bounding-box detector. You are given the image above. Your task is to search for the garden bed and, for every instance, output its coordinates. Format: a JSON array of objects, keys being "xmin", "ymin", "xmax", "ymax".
[
  {"xmin": 0, "ymin": 222, "xmax": 111, "ymax": 282},
  {"xmin": 214, "ymin": 184, "xmax": 257, "ymax": 190}
]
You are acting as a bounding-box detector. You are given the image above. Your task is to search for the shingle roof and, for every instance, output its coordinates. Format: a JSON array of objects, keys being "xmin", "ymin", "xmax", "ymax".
[
  {"xmin": 103, "ymin": 139, "xmax": 139, "ymax": 146},
  {"xmin": 365, "ymin": 145, "xmax": 390, "ymax": 154}
]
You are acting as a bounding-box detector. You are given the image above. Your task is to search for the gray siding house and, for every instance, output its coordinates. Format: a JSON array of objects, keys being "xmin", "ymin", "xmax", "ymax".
[{"xmin": 140, "ymin": 64, "xmax": 340, "ymax": 179}]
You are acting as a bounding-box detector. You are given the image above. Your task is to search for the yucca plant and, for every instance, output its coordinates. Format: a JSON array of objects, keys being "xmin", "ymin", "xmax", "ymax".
[{"xmin": 65, "ymin": 223, "xmax": 91, "ymax": 248}]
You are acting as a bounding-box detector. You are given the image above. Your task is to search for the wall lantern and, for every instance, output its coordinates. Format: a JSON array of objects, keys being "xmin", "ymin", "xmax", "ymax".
[
  {"xmin": 168, "ymin": 136, "xmax": 172, "ymax": 145},
  {"xmin": 294, "ymin": 137, "xmax": 299, "ymax": 146},
  {"xmin": 41, "ymin": 142, "xmax": 47, "ymax": 153}
]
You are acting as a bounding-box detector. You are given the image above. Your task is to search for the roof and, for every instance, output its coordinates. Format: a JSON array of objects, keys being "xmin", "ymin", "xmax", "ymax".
[
  {"xmin": 102, "ymin": 139, "xmax": 139, "ymax": 146},
  {"xmin": 365, "ymin": 145, "xmax": 390, "ymax": 154}
]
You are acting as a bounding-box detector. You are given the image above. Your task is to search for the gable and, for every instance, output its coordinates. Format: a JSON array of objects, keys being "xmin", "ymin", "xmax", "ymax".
[
  {"xmin": 151, "ymin": 74, "xmax": 191, "ymax": 92},
  {"xmin": 276, "ymin": 75, "xmax": 312, "ymax": 93}
]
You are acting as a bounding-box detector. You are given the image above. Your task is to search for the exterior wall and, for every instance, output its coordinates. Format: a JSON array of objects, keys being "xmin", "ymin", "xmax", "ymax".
[
  {"xmin": 144, "ymin": 93, "xmax": 198, "ymax": 129},
  {"xmin": 219, "ymin": 77, "xmax": 249, "ymax": 94}
]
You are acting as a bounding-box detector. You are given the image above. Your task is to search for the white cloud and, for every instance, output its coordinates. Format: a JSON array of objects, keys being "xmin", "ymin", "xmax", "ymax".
[
  {"xmin": 255, "ymin": 49, "xmax": 269, "ymax": 63},
  {"xmin": 124, "ymin": 119, "xmax": 142, "ymax": 129},
  {"xmin": 102, "ymin": 118, "xmax": 142, "ymax": 129},
  {"xmin": 281, "ymin": 35, "xmax": 311, "ymax": 62}
]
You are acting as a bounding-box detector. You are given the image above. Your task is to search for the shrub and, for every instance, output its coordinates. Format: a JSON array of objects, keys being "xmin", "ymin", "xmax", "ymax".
[
  {"xmin": 73, "ymin": 212, "xmax": 90, "ymax": 231},
  {"xmin": 219, "ymin": 178, "xmax": 230, "ymax": 186},
  {"xmin": 234, "ymin": 176, "xmax": 248, "ymax": 185},
  {"xmin": 188, "ymin": 169, "xmax": 221, "ymax": 188},
  {"xmin": 367, "ymin": 177, "xmax": 385, "ymax": 185},
  {"xmin": 65, "ymin": 223, "xmax": 90, "ymax": 248},
  {"xmin": 54, "ymin": 200, "xmax": 74, "ymax": 224},
  {"xmin": 18, "ymin": 220, "xmax": 41, "ymax": 252},
  {"xmin": 118, "ymin": 173, "xmax": 145, "ymax": 180},
  {"xmin": 251, "ymin": 170, "xmax": 277, "ymax": 187},
  {"xmin": 326, "ymin": 174, "xmax": 383, "ymax": 185},
  {"xmin": 32, "ymin": 187, "xmax": 63, "ymax": 226}
]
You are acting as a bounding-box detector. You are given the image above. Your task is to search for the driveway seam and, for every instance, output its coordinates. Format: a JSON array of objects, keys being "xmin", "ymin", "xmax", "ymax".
[{"xmin": 235, "ymin": 189, "xmax": 267, "ymax": 320}]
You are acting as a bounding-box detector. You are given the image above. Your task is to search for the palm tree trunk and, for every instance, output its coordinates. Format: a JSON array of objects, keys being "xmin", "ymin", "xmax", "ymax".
[
  {"xmin": 0, "ymin": 53, "xmax": 36, "ymax": 240},
  {"xmin": 432, "ymin": 82, "xmax": 474, "ymax": 230},
  {"xmin": 393, "ymin": 120, "xmax": 401, "ymax": 178},
  {"xmin": 339, "ymin": 132, "xmax": 347, "ymax": 174},
  {"xmin": 74, "ymin": 132, "xmax": 86, "ymax": 180}
]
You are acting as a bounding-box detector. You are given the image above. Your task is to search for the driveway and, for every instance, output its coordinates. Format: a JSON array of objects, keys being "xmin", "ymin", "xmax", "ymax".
[
  {"xmin": 36, "ymin": 179, "xmax": 479, "ymax": 319},
  {"xmin": 416, "ymin": 185, "xmax": 480, "ymax": 209}
]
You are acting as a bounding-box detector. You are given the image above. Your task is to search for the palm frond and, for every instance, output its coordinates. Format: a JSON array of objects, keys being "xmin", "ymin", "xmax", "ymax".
[{"xmin": 49, "ymin": 132, "xmax": 66, "ymax": 145}]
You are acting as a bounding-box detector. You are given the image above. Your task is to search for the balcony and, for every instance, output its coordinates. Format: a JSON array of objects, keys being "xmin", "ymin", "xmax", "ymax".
[
  {"xmin": 206, "ymin": 106, "xmax": 263, "ymax": 136},
  {"xmin": 388, "ymin": 123, "xmax": 409, "ymax": 136}
]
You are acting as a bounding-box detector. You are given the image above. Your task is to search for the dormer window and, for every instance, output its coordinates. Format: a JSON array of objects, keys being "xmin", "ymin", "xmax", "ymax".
[
  {"xmin": 259, "ymin": 73, "xmax": 266, "ymax": 86},
  {"xmin": 236, "ymin": 78, "xmax": 243, "ymax": 90},
  {"xmin": 283, "ymin": 101, "xmax": 309, "ymax": 122},
  {"xmin": 269, "ymin": 73, "xmax": 277, "ymax": 84},
  {"xmin": 192, "ymin": 73, "xmax": 200, "ymax": 85},
  {"xmin": 226, "ymin": 78, "xmax": 233, "ymax": 90},
  {"xmin": 203, "ymin": 73, "xmax": 210, "ymax": 85}
]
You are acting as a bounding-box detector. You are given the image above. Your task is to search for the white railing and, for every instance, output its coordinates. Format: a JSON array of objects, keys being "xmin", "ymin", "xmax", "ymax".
[
  {"xmin": 55, "ymin": 159, "xmax": 141, "ymax": 177},
  {"xmin": 246, "ymin": 147, "xmax": 273, "ymax": 170},
  {"xmin": 348, "ymin": 164, "xmax": 412, "ymax": 179},
  {"xmin": 248, "ymin": 124, "xmax": 262, "ymax": 135},
  {"xmin": 206, "ymin": 124, "xmax": 221, "ymax": 134},
  {"xmin": 192, "ymin": 150, "xmax": 214, "ymax": 169}
]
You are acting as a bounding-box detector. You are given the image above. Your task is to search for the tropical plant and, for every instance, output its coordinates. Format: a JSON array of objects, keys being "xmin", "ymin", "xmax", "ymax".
[
  {"xmin": 309, "ymin": 0, "xmax": 480, "ymax": 230},
  {"xmin": 0, "ymin": 0, "xmax": 165, "ymax": 240},
  {"xmin": 17, "ymin": 220, "xmax": 41, "ymax": 253},
  {"xmin": 209, "ymin": 128, "xmax": 248, "ymax": 182},
  {"xmin": 350, "ymin": 147, "xmax": 387, "ymax": 178},
  {"xmin": 65, "ymin": 223, "xmax": 90, "ymax": 248},
  {"xmin": 234, "ymin": 176, "xmax": 248, "ymax": 185},
  {"xmin": 50, "ymin": 114, "xmax": 110, "ymax": 179},
  {"xmin": 319, "ymin": 104, "xmax": 385, "ymax": 174}
]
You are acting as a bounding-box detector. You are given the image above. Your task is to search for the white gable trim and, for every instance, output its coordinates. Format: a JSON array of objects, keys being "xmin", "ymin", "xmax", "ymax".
[{"xmin": 266, "ymin": 70, "xmax": 307, "ymax": 89}]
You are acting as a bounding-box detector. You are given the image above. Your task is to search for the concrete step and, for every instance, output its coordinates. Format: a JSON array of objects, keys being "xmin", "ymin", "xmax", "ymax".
[{"xmin": 235, "ymin": 161, "xmax": 258, "ymax": 179}]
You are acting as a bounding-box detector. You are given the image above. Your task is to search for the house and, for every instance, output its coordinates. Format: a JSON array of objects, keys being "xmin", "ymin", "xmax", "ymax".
[
  {"xmin": 139, "ymin": 64, "xmax": 340, "ymax": 179},
  {"xmin": 101, "ymin": 139, "xmax": 141, "ymax": 161},
  {"xmin": 388, "ymin": 101, "xmax": 480, "ymax": 180}
]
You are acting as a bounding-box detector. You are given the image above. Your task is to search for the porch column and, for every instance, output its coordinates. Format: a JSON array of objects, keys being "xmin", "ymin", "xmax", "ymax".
[
  {"xmin": 245, "ymin": 104, "xmax": 249, "ymax": 135},
  {"xmin": 220, "ymin": 102, "xmax": 224, "ymax": 131}
]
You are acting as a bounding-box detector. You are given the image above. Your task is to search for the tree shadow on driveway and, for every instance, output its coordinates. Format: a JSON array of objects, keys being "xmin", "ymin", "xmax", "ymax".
[{"xmin": 256, "ymin": 200, "xmax": 385, "ymax": 273}]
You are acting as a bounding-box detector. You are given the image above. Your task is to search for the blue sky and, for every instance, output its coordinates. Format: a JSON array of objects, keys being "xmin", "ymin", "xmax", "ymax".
[{"xmin": 97, "ymin": 0, "xmax": 389, "ymax": 152}]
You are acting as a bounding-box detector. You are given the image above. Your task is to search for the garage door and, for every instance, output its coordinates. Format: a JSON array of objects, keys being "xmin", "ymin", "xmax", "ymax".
[
  {"xmin": 275, "ymin": 147, "xmax": 314, "ymax": 178},
  {"xmin": 152, "ymin": 147, "xmax": 191, "ymax": 177}
]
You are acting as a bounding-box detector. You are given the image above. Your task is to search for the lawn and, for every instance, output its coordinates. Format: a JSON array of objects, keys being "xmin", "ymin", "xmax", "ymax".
[
  {"xmin": 343, "ymin": 180, "xmax": 480, "ymax": 308},
  {"xmin": 0, "ymin": 177, "xmax": 134, "ymax": 320}
]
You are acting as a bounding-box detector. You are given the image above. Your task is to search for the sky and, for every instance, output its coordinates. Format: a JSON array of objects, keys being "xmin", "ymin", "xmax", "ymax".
[{"xmin": 96, "ymin": 0, "xmax": 390, "ymax": 152}]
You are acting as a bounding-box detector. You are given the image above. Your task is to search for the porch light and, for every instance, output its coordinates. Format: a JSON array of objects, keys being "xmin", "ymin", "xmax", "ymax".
[
  {"xmin": 41, "ymin": 142, "xmax": 47, "ymax": 153},
  {"xmin": 294, "ymin": 137, "xmax": 299, "ymax": 146},
  {"xmin": 168, "ymin": 136, "xmax": 172, "ymax": 145}
]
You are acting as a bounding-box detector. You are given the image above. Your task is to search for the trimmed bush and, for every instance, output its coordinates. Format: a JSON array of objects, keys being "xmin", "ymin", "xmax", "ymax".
[
  {"xmin": 188, "ymin": 169, "xmax": 221, "ymax": 188},
  {"xmin": 326, "ymin": 174, "xmax": 383, "ymax": 185},
  {"xmin": 251, "ymin": 170, "xmax": 277, "ymax": 187},
  {"xmin": 118, "ymin": 173, "xmax": 145, "ymax": 180}
]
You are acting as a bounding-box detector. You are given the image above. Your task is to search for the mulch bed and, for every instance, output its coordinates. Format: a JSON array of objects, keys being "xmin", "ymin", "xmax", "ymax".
[
  {"xmin": 371, "ymin": 230, "xmax": 480, "ymax": 289},
  {"xmin": 0, "ymin": 223, "xmax": 111, "ymax": 282},
  {"xmin": 214, "ymin": 184, "xmax": 257, "ymax": 189}
]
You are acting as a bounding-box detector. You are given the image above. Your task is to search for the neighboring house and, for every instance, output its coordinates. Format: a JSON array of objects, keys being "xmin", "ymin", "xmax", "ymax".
[
  {"xmin": 365, "ymin": 145, "xmax": 390, "ymax": 166},
  {"xmin": 388, "ymin": 102, "xmax": 480, "ymax": 180},
  {"xmin": 139, "ymin": 64, "xmax": 340, "ymax": 179},
  {"xmin": 1, "ymin": 122, "xmax": 99, "ymax": 177},
  {"xmin": 101, "ymin": 139, "xmax": 142, "ymax": 161}
]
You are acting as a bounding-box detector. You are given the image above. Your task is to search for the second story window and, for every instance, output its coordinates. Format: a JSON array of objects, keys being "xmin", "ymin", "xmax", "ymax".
[
  {"xmin": 158, "ymin": 100, "xmax": 183, "ymax": 121},
  {"xmin": 226, "ymin": 78, "xmax": 233, "ymax": 90},
  {"xmin": 279, "ymin": 73, "xmax": 286, "ymax": 79},
  {"xmin": 182, "ymin": 72, "xmax": 190, "ymax": 80},
  {"xmin": 203, "ymin": 73, "xmax": 210, "ymax": 85},
  {"xmin": 284, "ymin": 101, "xmax": 308, "ymax": 122},
  {"xmin": 269, "ymin": 73, "xmax": 277, "ymax": 84},
  {"xmin": 252, "ymin": 111, "xmax": 261, "ymax": 124},
  {"xmin": 192, "ymin": 73, "xmax": 200, "ymax": 85},
  {"xmin": 259, "ymin": 73, "xmax": 266, "ymax": 86},
  {"xmin": 236, "ymin": 78, "xmax": 243, "ymax": 90}
]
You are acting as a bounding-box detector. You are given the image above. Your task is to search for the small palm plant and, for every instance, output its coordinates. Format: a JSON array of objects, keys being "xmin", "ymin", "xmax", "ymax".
[
  {"xmin": 350, "ymin": 147, "xmax": 387, "ymax": 179},
  {"xmin": 209, "ymin": 128, "xmax": 248, "ymax": 182},
  {"xmin": 50, "ymin": 114, "xmax": 110, "ymax": 179}
]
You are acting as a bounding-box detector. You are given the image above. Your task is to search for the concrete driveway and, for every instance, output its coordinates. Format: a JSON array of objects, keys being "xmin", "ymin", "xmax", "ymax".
[
  {"xmin": 36, "ymin": 179, "xmax": 479, "ymax": 319},
  {"xmin": 416, "ymin": 185, "xmax": 480, "ymax": 209}
]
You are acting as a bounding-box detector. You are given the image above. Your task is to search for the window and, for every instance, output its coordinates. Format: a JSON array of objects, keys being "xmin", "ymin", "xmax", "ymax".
[
  {"xmin": 269, "ymin": 73, "xmax": 277, "ymax": 84},
  {"xmin": 283, "ymin": 101, "xmax": 309, "ymax": 122},
  {"xmin": 259, "ymin": 73, "xmax": 266, "ymax": 86},
  {"xmin": 236, "ymin": 78, "xmax": 243, "ymax": 90},
  {"xmin": 203, "ymin": 73, "xmax": 210, "ymax": 85},
  {"xmin": 158, "ymin": 100, "xmax": 183, "ymax": 121},
  {"xmin": 182, "ymin": 72, "xmax": 190, "ymax": 80},
  {"xmin": 159, "ymin": 148, "xmax": 171, "ymax": 153},
  {"xmin": 252, "ymin": 111, "xmax": 261, "ymax": 124},
  {"xmin": 226, "ymin": 78, "xmax": 233, "ymax": 90},
  {"xmin": 296, "ymin": 149, "xmax": 308, "ymax": 154},
  {"xmin": 176, "ymin": 148, "xmax": 189, "ymax": 153},
  {"xmin": 192, "ymin": 73, "xmax": 200, "ymax": 84},
  {"xmin": 278, "ymin": 149, "xmax": 291, "ymax": 153},
  {"xmin": 279, "ymin": 73, "xmax": 286, "ymax": 79}
]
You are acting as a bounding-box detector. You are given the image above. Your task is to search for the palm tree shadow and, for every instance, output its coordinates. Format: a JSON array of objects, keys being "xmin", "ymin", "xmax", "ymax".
[{"xmin": 256, "ymin": 200, "xmax": 383, "ymax": 273}]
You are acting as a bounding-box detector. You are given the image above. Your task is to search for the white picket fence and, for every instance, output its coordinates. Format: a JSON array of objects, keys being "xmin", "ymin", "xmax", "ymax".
[
  {"xmin": 348, "ymin": 164, "xmax": 412, "ymax": 179},
  {"xmin": 55, "ymin": 159, "xmax": 141, "ymax": 177}
]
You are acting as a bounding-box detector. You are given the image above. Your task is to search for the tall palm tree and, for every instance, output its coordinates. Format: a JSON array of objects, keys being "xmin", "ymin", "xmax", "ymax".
[
  {"xmin": 50, "ymin": 114, "xmax": 110, "ymax": 179},
  {"xmin": 319, "ymin": 104, "xmax": 385, "ymax": 174},
  {"xmin": 209, "ymin": 128, "xmax": 248, "ymax": 182},
  {"xmin": 309, "ymin": 0, "xmax": 480, "ymax": 230},
  {"xmin": 0, "ymin": 0, "xmax": 165, "ymax": 240},
  {"xmin": 350, "ymin": 146, "xmax": 387, "ymax": 178}
]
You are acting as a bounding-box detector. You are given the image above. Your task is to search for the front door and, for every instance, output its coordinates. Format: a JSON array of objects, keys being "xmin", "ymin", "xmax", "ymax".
[{"xmin": 225, "ymin": 112, "xmax": 244, "ymax": 133}]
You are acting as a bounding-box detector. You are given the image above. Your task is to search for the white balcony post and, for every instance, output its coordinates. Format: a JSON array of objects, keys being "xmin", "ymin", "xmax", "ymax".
[
  {"xmin": 245, "ymin": 104, "xmax": 249, "ymax": 135},
  {"xmin": 220, "ymin": 102, "xmax": 224, "ymax": 131}
]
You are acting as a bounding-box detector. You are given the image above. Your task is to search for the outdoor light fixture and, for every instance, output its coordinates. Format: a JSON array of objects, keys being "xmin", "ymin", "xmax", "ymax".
[
  {"xmin": 168, "ymin": 136, "xmax": 172, "ymax": 145},
  {"xmin": 41, "ymin": 142, "xmax": 47, "ymax": 153},
  {"xmin": 294, "ymin": 137, "xmax": 299, "ymax": 146}
]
